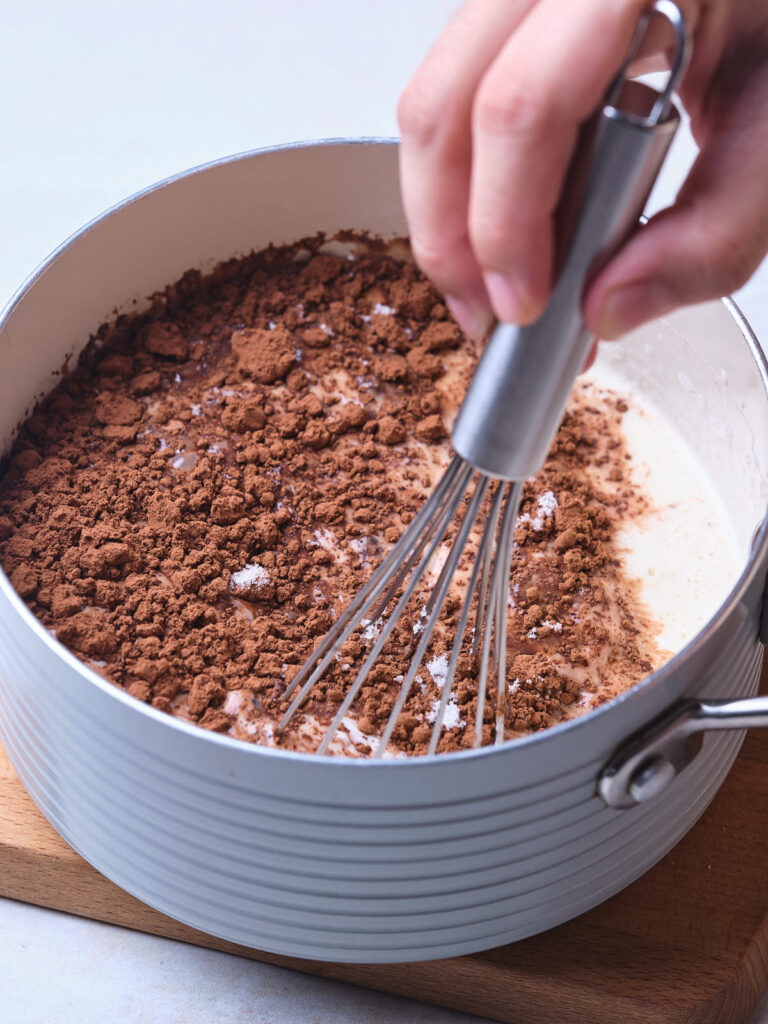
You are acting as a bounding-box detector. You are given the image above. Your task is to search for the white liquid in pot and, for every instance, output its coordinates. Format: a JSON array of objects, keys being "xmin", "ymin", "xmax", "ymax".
[{"xmin": 585, "ymin": 355, "xmax": 744, "ymax": 657}]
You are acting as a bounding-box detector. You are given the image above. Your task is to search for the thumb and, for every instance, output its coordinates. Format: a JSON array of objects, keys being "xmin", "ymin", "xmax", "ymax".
[{"xmin": 584, "ymin": 126, "xmax": 768, "ymax": 340}]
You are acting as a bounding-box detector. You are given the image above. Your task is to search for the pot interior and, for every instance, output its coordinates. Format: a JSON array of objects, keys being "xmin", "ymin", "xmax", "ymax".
[{"xmin": 599, "ymin": 303, "xmax": 768, "ymax": 559}]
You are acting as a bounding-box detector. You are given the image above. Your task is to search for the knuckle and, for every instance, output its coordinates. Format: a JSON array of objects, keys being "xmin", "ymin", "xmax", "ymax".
[
  {"xmin": 468, "ymin": 213, "xmax": 514, "ymax": 270},
  {"xmin": 396, "ymin": 83, "xmax": 433, "ymax": 145},
  {"xmin": 717, "ymin": 259, "xmax": 753, "ymax": 296},
  {"xmin": 699, "ymin": 223, "xmax": 759, "ymax": 295},
  {"xmin": 397, "ymin": 74, "xmax": 460, "ymax": 148},
  {"xmin": 473, "ymin": 76, "xmax": 550, "ymax": 139},
  {"xmin": 410, "ymin": 231, "xmax": 471, "ymax": 292},
  {"xmin": 410, "ymin": 233, "xmax": 455, "ymax": 279},
  {"xmin": 410, "ymin": 235, "xmax": 443, "ymax": 276}
]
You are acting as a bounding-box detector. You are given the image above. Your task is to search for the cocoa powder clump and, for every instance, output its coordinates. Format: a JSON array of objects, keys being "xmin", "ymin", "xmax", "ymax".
[
  {"xmin": 232, "ymin": 326, "xmax": 296, "ymax": 383},
  {"xmin": 144, "ymin": 322, "xmax": 189, "ymax": 361}
]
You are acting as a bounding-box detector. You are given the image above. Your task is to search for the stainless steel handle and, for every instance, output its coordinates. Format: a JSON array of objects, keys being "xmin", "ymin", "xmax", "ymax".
[
  {"xmin": 598, "ymin": 692, "xmax": 768, "ymax": 808},
  {"xmin": 452, "ymin": 1, "xmax": 690, "ymax": 480},
  {"xmin": 600, "ymin": 561, "xmax": 768, "ymax": 809}
]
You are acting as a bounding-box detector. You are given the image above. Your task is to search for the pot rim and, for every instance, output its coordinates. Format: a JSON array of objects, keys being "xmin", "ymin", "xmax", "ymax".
[{"xmin": 1, "ymin": 136, "xmax": 767, "ymax": 769}]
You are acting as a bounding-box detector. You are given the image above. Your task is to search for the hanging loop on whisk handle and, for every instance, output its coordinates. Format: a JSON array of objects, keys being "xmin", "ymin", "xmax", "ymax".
[{"xmin": 452, "ymin": 0, "xmax": 691, "ymax": 482}]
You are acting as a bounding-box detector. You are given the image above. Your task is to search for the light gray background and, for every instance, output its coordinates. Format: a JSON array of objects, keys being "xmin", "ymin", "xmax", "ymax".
[{"xmin": 2, "ymin": 2, "xmax": 768, "ymax": 1022}]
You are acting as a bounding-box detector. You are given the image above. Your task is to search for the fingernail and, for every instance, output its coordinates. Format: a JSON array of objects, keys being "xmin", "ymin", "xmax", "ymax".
[
  {"xmin": 445, "ymin": 295, "xmax": 494, "ymax": 340},
  {"xmin": 597, "ymin": 280, "xmax": 674, "ymax": 340},
  {"xmin": 483, "ymin": 272, "xmax": 539, "ymax": 325},
  {"xmin": 582, "ymin": 340, "xmax": 599, "ymax": 373}
]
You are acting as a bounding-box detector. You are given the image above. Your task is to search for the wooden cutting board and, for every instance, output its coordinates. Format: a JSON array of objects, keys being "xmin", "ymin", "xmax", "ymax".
[{"xmin": 3, "ymin": 659, "xmax": 768, "ymax": 1024}]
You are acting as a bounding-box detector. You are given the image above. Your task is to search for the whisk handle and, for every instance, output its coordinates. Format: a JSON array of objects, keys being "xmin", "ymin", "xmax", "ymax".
[{"xmin": 452, "ymin": 2, "xmax": 690, "ymax": 481}]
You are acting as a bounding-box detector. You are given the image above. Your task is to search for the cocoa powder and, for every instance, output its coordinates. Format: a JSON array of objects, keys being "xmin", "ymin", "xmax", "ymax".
[{"xmin": 0, "ymin": 235, "xmax": 663, "ymax": 755}]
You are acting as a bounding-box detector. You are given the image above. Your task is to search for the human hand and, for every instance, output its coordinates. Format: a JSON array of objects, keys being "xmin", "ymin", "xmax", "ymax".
[{"xmin": 398, "ymin": 0, "xmax": 768, "ymax": 340}]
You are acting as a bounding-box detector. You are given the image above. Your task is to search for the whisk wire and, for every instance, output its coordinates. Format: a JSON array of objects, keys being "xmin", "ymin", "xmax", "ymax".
[
  {"xmin": 367, "ymin": 460, "xmax": 469, "ymax": 624},
  {"xmin": 372, "ymin": 473, "xmax": 490, "ymax": 758},
  {"xmin": 466, "ymin": 483, "xmax": 507, "ymax": 749},
  {"xmin": 279, "ymin": 456, "xmax": 464, "ymax": 725},
  {"xmin": 471, "ymin": 510, "xmax": 496, "ymax": 660},
  {"xmin": 494, "ymin": 483, "xmax": 521, "ymax": 744},
  {"xmin": 279, "ymin": 454, "xmax": 526, "ymax": 756},
  {"xmin": 311, "ymin": 460, "xmax": 473, "ymax": 753},
  {"xmin": 427, "ymin": 480, "xmax": 506, "ymax": 755},
  {"xmin": 474, "ymin": 571, "xmax": 497, "ymax": 747}
]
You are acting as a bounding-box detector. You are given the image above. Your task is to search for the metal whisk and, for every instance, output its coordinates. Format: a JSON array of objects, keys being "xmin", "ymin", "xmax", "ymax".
[
  {"xmin": 280, "ymin": 0, "xmax": 690, "ymax": 756},
  {"xmin": 282, "ymin": 458, "xmax": 522, "ymax": 754}
]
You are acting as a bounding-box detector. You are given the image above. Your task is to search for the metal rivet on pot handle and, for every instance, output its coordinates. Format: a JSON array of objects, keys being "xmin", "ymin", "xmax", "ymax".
[{"xmin": 598, "ymin": 693, "xmax": 768, "ymax": 808}]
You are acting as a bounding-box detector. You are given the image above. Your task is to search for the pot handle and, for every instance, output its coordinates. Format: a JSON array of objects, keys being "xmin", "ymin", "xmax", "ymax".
[
  {"xmin": 598, "ymin": 691, "xmax": 768, "ymax": 808},
  {"xmin": 599, "ymin": 565, "xmax": 768, "ymax": 808}
]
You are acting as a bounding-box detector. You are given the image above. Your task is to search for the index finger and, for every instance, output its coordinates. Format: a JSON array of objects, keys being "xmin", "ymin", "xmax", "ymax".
[{"xmin": 397, "ymin": 0, "xmax": 536, "ymax": 336}]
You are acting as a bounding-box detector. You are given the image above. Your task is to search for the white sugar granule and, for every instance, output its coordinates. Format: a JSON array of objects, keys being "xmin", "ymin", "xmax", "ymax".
[
  {"xmin": 350, "ymin": 536, "xmax": 370, "ymax": 564},
  {"xmin": 223, "ymin": 691, "xmax": 243, "ymax": 715},
  {"xmin": 537, "ymin": 491, "xmax": 558, "ymax": 517},
  {"xmin": 360, "ymin": 617, "xmax": 382, "ymax": 642},
  {"xmin": 427, "ymin": 696, "xmax": 465, "ymax": 730},
  {"xmin": 427, "ymin": 653, "xmax": 449, "ymax": 689},
  {"xmin": 424, "ymin": 654, "xmax": 465, "ymax": 730},
  {"xmin": 517, "ymin": 490, "xmax": 559, "ymax": 532},
  {"xmin": 541, "ymin": 619, "xmax": 563, "ymax": 633},
  {"xmin": 229, "ymin": 563, "xmax": 270, "ymax": 591},
  {"xmin": 413, "ymin": 605, "xmax": 428, "ymax": 635}
]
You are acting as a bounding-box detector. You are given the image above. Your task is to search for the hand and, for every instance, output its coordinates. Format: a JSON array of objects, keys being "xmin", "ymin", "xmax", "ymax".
[{"xmin": 397, "ymin": 0, "xmax": 768, "ymax": 340}]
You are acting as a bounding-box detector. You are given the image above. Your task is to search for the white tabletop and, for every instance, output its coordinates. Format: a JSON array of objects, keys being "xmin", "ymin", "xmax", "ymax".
[{"xmin": 2, "ymin": 2, "xmax": 768, "ymax": 1022}]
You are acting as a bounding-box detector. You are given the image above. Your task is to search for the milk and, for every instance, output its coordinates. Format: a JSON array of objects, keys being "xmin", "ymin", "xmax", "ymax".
[{"xmin": 585, "ymin": 356, "xmax": 744, "ymax": 655}]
